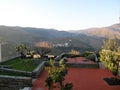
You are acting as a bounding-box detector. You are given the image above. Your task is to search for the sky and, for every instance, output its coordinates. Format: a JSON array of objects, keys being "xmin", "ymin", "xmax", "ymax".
[{"xmin": 0, "ymin": 0, "xmax": 120, "ymax": 31}]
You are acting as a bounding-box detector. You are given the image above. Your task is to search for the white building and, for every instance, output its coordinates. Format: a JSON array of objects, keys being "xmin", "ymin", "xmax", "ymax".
[
  {"xmin": 0, "ymin": 43, "xmax": 2, "ymax": 62},
  {"xmin": 53, "ymin": 43, "xmax": 69, "ymax": 47}
]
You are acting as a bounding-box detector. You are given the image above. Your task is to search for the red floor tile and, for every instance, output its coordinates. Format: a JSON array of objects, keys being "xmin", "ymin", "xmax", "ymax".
[{"xmin": 32, "ymin": 68, "xmax": 120, "ymax": 90}]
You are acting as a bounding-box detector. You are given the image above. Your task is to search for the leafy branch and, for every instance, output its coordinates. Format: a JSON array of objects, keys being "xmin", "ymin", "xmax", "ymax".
[{"xmin": 45, "ymin": 59, "xmax": 73, "ymax": 90}]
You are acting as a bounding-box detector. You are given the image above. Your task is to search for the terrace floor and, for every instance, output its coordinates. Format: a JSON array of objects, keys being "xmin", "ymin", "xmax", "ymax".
[{"xmin": 32, "ymin": 57, "xmax": 120, "ymax": 90}]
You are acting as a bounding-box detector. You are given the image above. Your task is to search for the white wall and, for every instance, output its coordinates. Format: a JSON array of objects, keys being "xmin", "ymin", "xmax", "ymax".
[{"xmin": 0, "ymin": 44, "xmax": 2, "ymax": 62}]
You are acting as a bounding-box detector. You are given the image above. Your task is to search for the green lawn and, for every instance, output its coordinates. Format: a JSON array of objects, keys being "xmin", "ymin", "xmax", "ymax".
[{"xmin": 1, "ymin": 58, "xmax": 37, "ymax": 72}]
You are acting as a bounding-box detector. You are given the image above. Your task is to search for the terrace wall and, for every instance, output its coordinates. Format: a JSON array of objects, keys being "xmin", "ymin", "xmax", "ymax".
[
  {"xmin": 0, "ymin": 68, "xmax": 32, "ymax": 77},
  {"xmin": 0, "ymin": 75, "xmax": 32, "ymax": 90},
  {"xmin": 32, "ymin": 61, "xmax": 46, "ymax": 78},
  {"xmin": 0, "ymin": 58, "xmax": 100, "ymax": 90},
  {"xmin": 32, "ymin": 61, "xmax": 99, "ymax": 78},
  {"xmin": 66, "ymin": 62, "xmax": 99, "ymax": 68}
]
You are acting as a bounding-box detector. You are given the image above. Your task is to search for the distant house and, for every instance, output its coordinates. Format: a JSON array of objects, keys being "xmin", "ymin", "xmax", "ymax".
[
  {"xmin": 46, "ymin": 54, "xmax": 55, "ymax": 58},
  {"xmin": 33, "ymin": 54, "xmax": 41, "ymax": 59},
  {"xmin": 53, "ymin": 43, "xmax": 69, "ymax": 47}
]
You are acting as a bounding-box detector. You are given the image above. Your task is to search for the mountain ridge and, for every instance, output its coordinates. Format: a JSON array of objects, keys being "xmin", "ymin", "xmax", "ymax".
[
  {"xmin": 0, "ymin": 23, "xmax": 120, "ymax": 57},
  {"xmin": 90, "ymin": 24, "xmax": 120, "ymax": 39},
  {"xmin": 69, "ymin": 23, "xmax": 120, "ymax": 39}
]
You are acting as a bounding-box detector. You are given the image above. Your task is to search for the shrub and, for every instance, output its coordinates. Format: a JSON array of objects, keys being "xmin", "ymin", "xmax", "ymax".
[
  {"xmin": 99, "ymin": 39, "xmax": 120, "ymax": 76},
  {"xmin": 45, "ymin": 59, "xmax": 73, "ymax": 90},
  {"xmin": 81, "ymin": 51, "xmax": 94, "ymax": 57},
  {"xmin": 86, "ymin": 54, "xmax": 95, "ymax": 61},
  {"xmin": 69, "ymin": 49, "xmax": 80, "ymax": 55},
  {"xmin": 64, "ymin": 54, "xmax": 80, "ymax": 58}
]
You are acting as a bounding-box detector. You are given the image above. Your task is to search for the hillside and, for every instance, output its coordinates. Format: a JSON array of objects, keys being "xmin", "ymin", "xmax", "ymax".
[
  {"xmin": 72, "ymin": 23, "xmax": 120, "ymax": 39},
  {"xmin": 0, "ymin": 24, "xmax": 119, "ymax": 58},
  {"xmin": 0, "ymin": 25, "xmax": 103, "ymax": 51},
  {"xmin": 0, "ymin": 26, "xmax": 74, "ymax": 43},
  {"xmin": 0, "ymin": 26, "xmax": 75, "ymax": 59},
  {"xmin": 0, "ymin": 26, "xmax": 34, "ymax": 43}
]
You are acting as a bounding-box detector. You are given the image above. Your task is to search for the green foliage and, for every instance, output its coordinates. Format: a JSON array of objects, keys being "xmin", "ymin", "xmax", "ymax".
[
  {"xmin": 102, "ymin": 39, "xmax": 118, "ymax": 51},
  {"xmin": 45, "ymin": 59, "xmax": 73, "ymax": 90},
  {"xmin": 45, "ymin": 77, "xmax": 53, "ymax": 90},
  {"xmin": 86, "ymin": 54, "xmax": 95, "ymax": 61},
  {"xmin": 63, "ymin": 53, "xmax": 80, "ymax": 58},
  {"xmin": 16, "ymin": 44, "xmax": 28, "ymax": 58},
  {"xmin": 100, "ymin": 50, "xmax": 117, "ymax": 70},
  {"xmin": 64, "ymin": 83, "xmax": 73, "ymax": 90},
  {"xmin": 100, "ymin": 39, "xmax": 120, "ymax": 76},
  {"xmin": 69, "ymin": 49, "xmax": 80, "ymax": 55},
  {"xmin": 2, "ymin": 58, "xmax": 36, "ymax": 72},
  {"xmin": 81, "ymin": 51, "xmax": 94, "ymax": 57},
  {"xmin": 16, "ymin": 44, "xmax": 27, "ymax": 53}
]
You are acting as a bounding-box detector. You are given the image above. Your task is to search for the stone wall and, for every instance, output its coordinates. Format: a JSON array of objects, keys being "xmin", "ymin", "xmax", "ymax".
[
  {"xmin": 66, "ymin": 62, "xmax": 99, "ymax": 68},
  {"xmin": 32, "ymin": 61, "xmax": 99, "ymax": 78},
  {"xmin": 0, "ymin": 68, "xmax": 32, "ymax": 77},
  {"xmin": 0, "ymin": 59, "xmax": 100, "ymax": 90},
  {"xmin": 32, "ymin": 61, "xmax": 46, "ymax": 78},
  {"xmin": 0, "ymin": 75, "xmax": 32, "ymax": 90},
  {"xmin": 44, "ymin": 61, "xmax": 99, "ymax": 68}
]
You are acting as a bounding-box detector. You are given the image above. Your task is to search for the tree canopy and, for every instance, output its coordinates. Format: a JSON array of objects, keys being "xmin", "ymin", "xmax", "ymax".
[
  {"xmin": 35, "ymin": 41, "xmax": 52, "ymax": 57},
  {"xmin": 100, "ymin": 38, "xmax": 120, "ymax": 76}
]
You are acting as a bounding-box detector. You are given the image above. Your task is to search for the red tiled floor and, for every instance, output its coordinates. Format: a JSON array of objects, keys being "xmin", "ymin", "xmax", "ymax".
[{"xmin": 32, "ymin": 68, "xmax": 120, "ymax": 90}]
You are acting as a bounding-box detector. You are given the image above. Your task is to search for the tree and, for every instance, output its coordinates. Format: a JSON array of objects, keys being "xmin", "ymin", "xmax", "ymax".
[
  {"xmin": 35, "ymin": 41, "xmax": 52, "ymax": 58},
  {"xmin": 16, "ymin": 44, "xmax": 28, "ymax": 59},
  {"xmin": 69, "ymin": 49, "xmax": 80, "ymax": 55},
  {"xmin": 16, "ymin": 44, "xmax": 31, "ymax": 73},
  {"xmin": 100, "ymin": 38, "xmax": 120, "ymax": 76},
  {"xmin": 45, "ymin": 59, "xmax": 73, "ymax": 90},
  {"xmin": 102, "ymin": 38, "xmax": 118, "ymax": 51}
]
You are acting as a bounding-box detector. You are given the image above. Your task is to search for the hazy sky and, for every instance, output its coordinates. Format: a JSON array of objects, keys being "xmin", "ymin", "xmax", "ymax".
[{"xmin": 0, "ymin": 0, "xmax": 119, "ymax": 30}]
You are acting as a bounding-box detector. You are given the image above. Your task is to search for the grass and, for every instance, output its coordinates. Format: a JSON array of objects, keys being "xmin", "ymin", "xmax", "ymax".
[{"xmin": 1, "ymin": 58, "xmax": 37, "ymax": 72}]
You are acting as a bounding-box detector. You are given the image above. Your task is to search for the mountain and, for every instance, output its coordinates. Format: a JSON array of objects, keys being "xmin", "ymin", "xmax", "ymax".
[
  {"xmin": 0, "ymin": 23, "xmax": 119, "ymax": 60},
  {"xmin": 0, "ymin": 26, "xmax": 74, "ymax": 43},
  {"xmin": 0, "ymin": 25, "xmax": 103, "ymax": 50},
  {"xmin": 71, "ymin": 23, "xmax": 120, "ymax": 39}
]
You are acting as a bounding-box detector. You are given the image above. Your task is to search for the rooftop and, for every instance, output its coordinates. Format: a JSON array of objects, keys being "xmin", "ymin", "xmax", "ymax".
[{"xmin": 32, "ymin": 57, "xmax": 120, "ymax": 90}]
